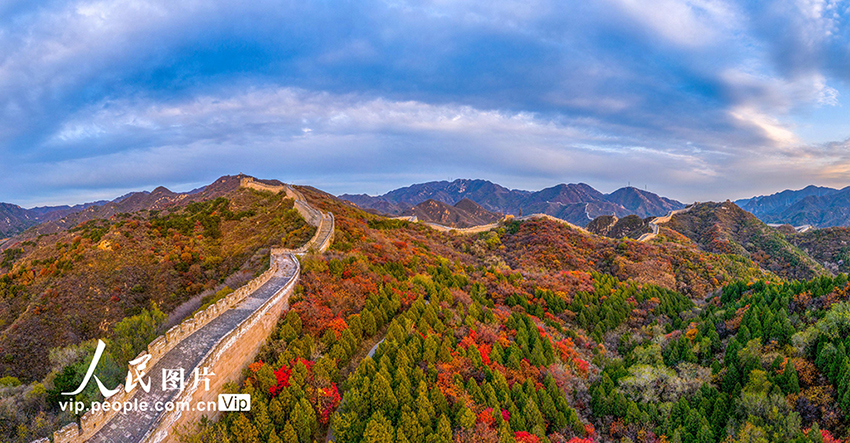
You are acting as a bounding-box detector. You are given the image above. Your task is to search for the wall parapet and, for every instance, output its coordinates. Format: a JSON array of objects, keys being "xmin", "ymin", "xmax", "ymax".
[
  {"xmin": 54, "ymin": 257, "xmax": 281, "ymax": 442},
  {"xmin": 50, "ymin": 176, "xmax": 334, "ymax": 443},
  {"xmin": 239, "ymin": 177, "xmax": 285, "ymax": 194},
  {"xmin": 143, "ymin": 255, "xmax": 301, "ymax": 443}
]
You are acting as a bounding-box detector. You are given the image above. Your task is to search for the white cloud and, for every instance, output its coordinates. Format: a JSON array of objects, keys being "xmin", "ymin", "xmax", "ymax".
[{"xmin": 605, "ymin": 0, "xmax": 740, "ymax": 47}]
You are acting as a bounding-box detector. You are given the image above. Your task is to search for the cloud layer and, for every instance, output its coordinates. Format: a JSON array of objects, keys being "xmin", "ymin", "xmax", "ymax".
[{"xmin": 2, "ymin": 0, "xmax": 850, "ymax": 205}]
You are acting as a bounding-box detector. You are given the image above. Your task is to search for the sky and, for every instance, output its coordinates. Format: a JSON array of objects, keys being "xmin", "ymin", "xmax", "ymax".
[{"xmin": 3, "ymin": 0, "xmax": 850, "ymax": 207}]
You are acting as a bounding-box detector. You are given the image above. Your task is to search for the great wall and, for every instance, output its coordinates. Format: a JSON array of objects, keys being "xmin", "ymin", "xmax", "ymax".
[
  {"xmin": 636, "ymin": 204, "xmax": 695, "ymax": 242},
  {"xmin": 39, "ymin": 178, "xmax": 683, "ymax": 442},
  {"xmin": 395, "ymin": 212, "xmax": 589, "ymax": 235},
  {"xmin": 40, "ymin": 178, "xmax": 334, "ymax": 443}
]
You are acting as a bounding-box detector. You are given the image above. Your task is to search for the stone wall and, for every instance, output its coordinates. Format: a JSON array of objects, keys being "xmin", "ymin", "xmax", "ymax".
[
  {"xmin": 51, "ymin": 261, "xmax": 281, "ymax": 443},
  {"xmin": 239, "ymin": 177, "xmax": 286, "ymax": 194},
  {"xmin": 422, "ymin": 220, "xmax": 502, "ymax": 234},
  {"xmin": 142, "ymin": 256, "xmax": 300, "ymax": 443},
  {"xmin": 47, "ymin": 176, "xmax": 331, "ymax": 443}
]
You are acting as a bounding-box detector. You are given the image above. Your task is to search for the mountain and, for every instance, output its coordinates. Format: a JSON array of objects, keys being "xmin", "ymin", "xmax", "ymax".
[
  {"xmin": 0, "ymin": 201, "xmax": 109, "ymax": 238},
  {"xmin": 734, "ymin": 185, "xmax": 850, "ymax": 227},
  {"xmin": 786, "ymin": 226, "xmax": 850, "ymax": 274},
  {"xmin": 662, "ymin": 201, "xmax": 826, "ymax": 280},
  {"xmin": 0, "ymin": 203, "xmax": 37, "ymax": 238},
  {"xmin": 773, "ymin": 187, "xmax": 850, "ymax": 227},
  {"xmin": 17, "ymin": 177, "xmax": 850, "ymax": 443},
  {"xmin": 400, "ymin": 198, "xmax": 501, "ymax": 227},
  {"xmin": 0, "ymin": 175, "xmax": 315, "ymax": 382},
  {"xmin": 8, "ymin": 176, "xmax": 251, "ymax": 241},
  {"xmin": 605, "ymin": 186, "xmax": 685, "ymax": 218},
  {"xmin": 341, "ymin": 179, "xmax": 684, "ymax": 226},
  {"xmin": 586, "ymin": 214, "xmax": 652, "ymax": 239},
  {"xmin": 341, "ymin": 179, "xmax": 526, "ymax": 215}
]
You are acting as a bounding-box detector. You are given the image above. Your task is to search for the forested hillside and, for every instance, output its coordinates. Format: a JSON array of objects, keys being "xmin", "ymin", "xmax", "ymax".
[
  {"xmin": 0, "ymin": 179, "xmax": 316, "ymax": 382},
  {"xmin": 662, "ymin": 202, "xmax": 826, "ymax": 281},
  {"xmin": 182, "ymin": 187, "xmax": 850, "ymax": 443},
  {"xmin": 8, "ymin": 180, "xmax": 850, "ymax": 443}
]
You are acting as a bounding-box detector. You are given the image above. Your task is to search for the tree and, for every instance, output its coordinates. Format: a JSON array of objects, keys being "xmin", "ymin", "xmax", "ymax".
[
  {"xmin": 231, "ymin": 414, "xmax": 259, "ymax": 443},
  {"xmin": 363, "ymin": 310, "xmax": 377, "ymax": 336},
  {"xmin": 371, "ymin": 372, "xmax": 399, "ymax": 413},
  {"xmin": 363, "ymin": 411, "xmax": 394, "ymax": 443},
  {"xmin": 400, "ymin": 405, "xmax": 424, "ymax": 442},
  {"xmin": 252, "ymin": 401, "xmax": 274, "ymax": 438},
  {"xmin": 499, "ymin": 421, "xmax": 517, "ymax": 443},
  {"xmin": 290, "ymin": 398, "xmax": 316, "ymax": 443},
  {"xmin": 458, "ymin": 406, "xmax": 476, "ymax": 430},
  {"xmin": 435, "ymin": 414, "xmax": 453, "ymax": 443},
  {"xmin": 784, "ymin": 360, "xmax": 800, "ymax": 394}
]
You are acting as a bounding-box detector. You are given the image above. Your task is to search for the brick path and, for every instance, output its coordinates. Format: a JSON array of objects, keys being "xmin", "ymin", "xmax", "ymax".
[{"xmin": 87, "ymin": 257, "xmax": 297, "ymax": 443}]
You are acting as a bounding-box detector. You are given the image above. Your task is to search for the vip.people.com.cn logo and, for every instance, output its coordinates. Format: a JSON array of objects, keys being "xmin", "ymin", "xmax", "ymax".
[
  {"xmin": 58, "ymin": 339, "xmax": 251, "ymax": 414},
  {"xmin": 218, "ymin": 394, "xmax": 251, "ymax": 411}
]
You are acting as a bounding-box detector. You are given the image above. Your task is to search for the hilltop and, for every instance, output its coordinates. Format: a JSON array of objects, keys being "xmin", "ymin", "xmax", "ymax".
[
  {"xmin": 400, "ymin": 198, "xmax": 501, "ymax": 228},
  {"xmin": 586, "ymin": 214, "xmax": 653, "ymax": 239},
  {"xmin": 0, "ymin": 175, "xmax": 315, "ymax": 381},
  {"xmin": 661, "ymin": 201, "xmax": 826, "ymax": 280}
]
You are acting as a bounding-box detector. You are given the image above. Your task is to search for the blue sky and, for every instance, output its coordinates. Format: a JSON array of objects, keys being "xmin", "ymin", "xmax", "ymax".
[{"xmin": 2, "ymin": 0, "xmax": 850, "ymax": 206}]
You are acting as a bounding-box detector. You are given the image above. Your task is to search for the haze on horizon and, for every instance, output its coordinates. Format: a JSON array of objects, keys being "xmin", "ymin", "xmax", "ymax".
[{"xmin": 2, "ymin": 0, "xmax": 850, "ymax": 207}]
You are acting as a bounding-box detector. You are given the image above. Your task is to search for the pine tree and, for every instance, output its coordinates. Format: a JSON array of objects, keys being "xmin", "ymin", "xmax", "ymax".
[
  {"xmin": 431, "ymin": 387, "xmax": 449, "ymax": 417},
  {"xmin": 291, "ymin": 398, "xmax": 316, "ymax": 443},
  {"xmin": 269, "ymin": 398, "xmax": 286, "ymax": 428},
  {"xmin": 785, "ymin": 360, "xmax": 800, "ymax": 394},
  {"xmin": 490, "ymin": 342, "xmax": 504, "ymax": 365},
  {"xmin": 231, "ymin": 414, "xmax": 260, "ymax": 443},
  {"xmin": 400, "ymin": 404, "xmax": 423, "ymax": 442},
  {"xmin": 625, "ymin": 401, "xmax": 641, "ymax": 425},
  {"xmin": 439, "ymin": 336, "xmax": 453, "ymax": 362},
  {"xmin": 499, "ymin": 421, "xmax": 517, "ymax": 443},
  {"xmin": 458, "ymin": 405, "xmax": 476, "ymax": 430},
  {"xmin": 423, "ymin": 335, "xmax": 438, "ymax": 363},
  {"xmin": 253, "ymin": 400, "xmax": 274, "ymax": 438},
  {"xmin": 810, "ymin": 422, "xmax": 824, "ymax": 443},
  {"xmin": 417, "ymin": 387, "xmax": 435, "ymax": 431},
  {"xmin": 363, "ymin": 310, "xmax": 377, "ymax": 336},
  {"xmin": 285, "ymin": 311, "xmax": 302, "ymax": 334},
  {"xmin": 436, "ymin": 414, "xmax": 452, "ymax": 443},
  {"xmin": 509, "ymin": 402, "xmax": 525, "ymax": 432},
  {"xmin": 523, "ymin": 399, "xmax": 544, "ymax": 432},
  {"xmin": 363, "ymin": 411, "xmax": 394, "ymax": 443},
  {"xmin": 372, "ymin": 371, "xmax": 399, "ymax": 413},
  {"xmin": 282, "ymin": 421, "xmax": 298, "ymax": 443},
  {"xmin": 396, "ymin": 427, "xmax": 411, "ymax": 443}
]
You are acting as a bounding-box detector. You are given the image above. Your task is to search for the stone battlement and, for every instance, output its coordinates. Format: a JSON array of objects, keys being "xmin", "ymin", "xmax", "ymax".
[
  {"xmin": 53, "ymin": 261, "xmax": 282, "ymax": 443},
  {"xmin": 45, "ymin": 176, "xmax": 335, "ymax": 443}
]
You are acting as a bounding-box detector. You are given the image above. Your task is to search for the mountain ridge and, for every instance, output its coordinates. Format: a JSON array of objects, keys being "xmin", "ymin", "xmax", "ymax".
[
  {"xmin": 736, "ymin": 185, "xmax": 850, "ymax": 227},
  {"xmin": 341, "ymin": 179, "xmax": 684, "ymax": 226}
]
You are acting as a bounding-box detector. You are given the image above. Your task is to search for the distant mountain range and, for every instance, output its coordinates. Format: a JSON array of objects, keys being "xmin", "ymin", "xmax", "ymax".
[
  {"xmin": 736, "ymin": 185, "xmax": 850, "ymax": 227},
  {"xmin": 341, "ymin": 179, "xmax": 684, "ymax": 226},
  {"xmin": 10, "ymin": 178, "xmax": 850, "ymax": 240},
  {"xmin": 0, "ymin": 201, "xmax": 109, "ymax": 238}
]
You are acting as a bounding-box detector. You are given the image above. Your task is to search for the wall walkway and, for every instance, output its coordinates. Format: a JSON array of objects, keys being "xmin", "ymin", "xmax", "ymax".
[{"xmin": 42, "ymin": 177, "xmax": 334, "ymax": 443}]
